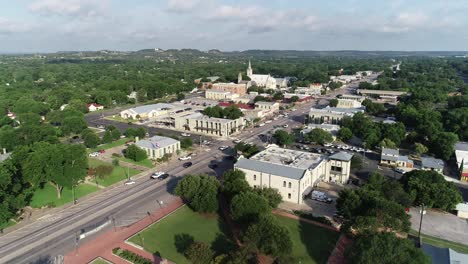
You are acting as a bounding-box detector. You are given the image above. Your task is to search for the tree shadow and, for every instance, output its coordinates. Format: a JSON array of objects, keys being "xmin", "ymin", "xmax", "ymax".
[
  {"xmin": 165, "ymin": 176, "xmax": 180, "ymax": 194},
  {"xmin": 174, "ymin": 233, "xmax": 195, "ymax": 254},
  {"xmin": 28, "ymin": 255, "xmax": 53, "ymax": 264},
  {"xmin": 298, "ymin": 218, "xmax": 341, "ymax": 264}
]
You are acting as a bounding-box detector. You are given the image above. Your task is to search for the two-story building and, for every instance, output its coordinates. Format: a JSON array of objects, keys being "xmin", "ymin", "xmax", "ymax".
[
  {"xmin": 235, "ymin": 146, "xmax": 352, "ymax": 204},
  {"xmin": 135, "ymin": 136, "xmax": 180, "ymax": 160},
  {"xmin": 309, "ymin": 106, "xmax": 364, "ymax": 124},
  {"xmin": 174, "ymin": 112, "xmax": 245, "ymax": 138}
]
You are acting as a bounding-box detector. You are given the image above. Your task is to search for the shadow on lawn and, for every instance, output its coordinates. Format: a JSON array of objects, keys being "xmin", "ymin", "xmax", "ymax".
[{"xmin": 299, "ymin": 219, "xmax": 340, "ymax": 264}]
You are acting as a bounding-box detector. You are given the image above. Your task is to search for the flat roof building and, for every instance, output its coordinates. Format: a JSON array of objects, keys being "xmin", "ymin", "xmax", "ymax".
[
  {"xmin": 212, "ymin": 83, "xmax": 248, "ymax": 96},
  {"xmin": 309, "ymin": 106, "xmax": 364, "ymax": 124},
  {"xmin": 174, "ymin": 112, "xmax": 245, "ymax": 138},
  {"xmin": 135, "ymin": 136, "xmax": 180, "ymax": 160},
  {"xmin": 421, "ymin": 156, "xmax": 444, "ymax": 173},
  {"xmin": 235, "ymin": 145, "xmax": 352, "ymax": 204},
  {"xmin": 455, "ymin": 142, "xmax": 468, "ymax": 182},
  {"xmin": 120, "ymin": 103, "xmax": 178, "ymax": 120}
]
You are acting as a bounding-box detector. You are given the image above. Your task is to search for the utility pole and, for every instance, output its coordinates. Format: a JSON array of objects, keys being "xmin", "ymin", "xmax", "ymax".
[{"xmin": 418, "ymin": 203, "xmax": 425, "ymax": 247}]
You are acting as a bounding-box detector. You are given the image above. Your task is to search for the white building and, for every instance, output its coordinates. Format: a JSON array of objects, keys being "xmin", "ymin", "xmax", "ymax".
[
  {"xmin": 420, "ymin": 157, "xmax": 444, "ymax": 173},
  {"xmin": 455, "ymin": 142, "xmax": 468, "ymax": 181},
  {"xmin": 120, "ymin": 103, "xmax": 177, "ymax": 119},
  {"xmin": 235, "ymin": 146, "xmax": 352, "ymax": 204},
  {"xmin": 205, "ymin": 90, "xmax": 239, "ymax": 101},
  {"xmin": 135, "ymin": 136, "xmax": 180, "ymax": 160},
  {"xmin": 300, "ymin": 123, "xmax": 340, "ymax": 139},
  {"xmin": 295, "ymin": 84, "xmax": 322, "ymax": 96},
  {"xmin": 87, "ymin": 103, "xmax": 104, "ymax": 112},
  {"xmin": 330, "ymin": 75, "xmax": 358, "ymax": 84},
  {"xmin": 380, "ymin": 148, "xmax": 413, "ymax": 168},
  {"xmin": 174, "ymin": 112, "xmax": 245, "ymax": 138},
  {"xmin": 336, "ymin": 99, "xmax": 363, "ymax": 109},
  {"xmin": 246, "ymin": 61, "xmax": 279, "ymax": 89},
  {"xmin": 309, "ymin": 106, "xmax": 364, "ymax": 124}
]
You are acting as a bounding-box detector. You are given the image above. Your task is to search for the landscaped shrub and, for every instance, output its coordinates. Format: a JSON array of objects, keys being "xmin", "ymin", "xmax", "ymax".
[
  {"xmin": 112, "ymin": 247, "xmax": 152, "ymax": 264},
  {"xmin": 292, "ymin": 210, "xmax": 332, "ymax": 226}
]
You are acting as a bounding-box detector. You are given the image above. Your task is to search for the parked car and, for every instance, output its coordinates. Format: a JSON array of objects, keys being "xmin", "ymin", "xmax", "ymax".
[
  {"xmin": 88, "ymin": 152, "xmax": 100, "ymax": 157},
  {"xmin": 181, "ymin": 133, "xmax": 191, "ymax": 137},
  {"xmin": 219, "ymin": 146, "xmax": 229, "ymax": 151},
  {"xmin": 323, "ymin": 143, "xmax": 332, "ymax": 147},
  {"xmin": 283, "ymin": 124, "xmax": 289, "ymax": 128},
  {"xmin": 233, "ymin": 139, "xmax": 242, "ymax": 144},
  {"xmin": 183, "ymin": 162, "xmax": 193, "ymax": 168},
  {"xmin": 151, "ymin": 172, "xmax": 169, "ymax": 180},
  {"xmin": 311, "ymin": 190, "xmax": 332, "ymax": 203},
  {"xmin": 179, "ymin": 156, "xmax": 192, "ymax": 161},
  {"xmin": 265, "ymin": 120, "xmax": 272, "ymax": 124},
  {"xmin": 202, "ymin": 140, "xmax": 211, "ymax": 145},
  {"xmin": 259, "ymin": 123, "xmax": 266, "ymax": 127},
  {"xmin": 124, "ymin": 179, "xmax": 136, "ymax": 185},
  {"xmin": 394, "ymin": 168, "xmax": 407, "ymax": 174}
]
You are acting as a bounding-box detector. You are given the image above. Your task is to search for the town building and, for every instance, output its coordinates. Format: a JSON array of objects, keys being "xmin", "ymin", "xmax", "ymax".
[
  {"xmin": 336, "ymin": 98, "xmax": 363, "ymax": 109},
  {"xmin": 205, "ymin": 90, "xmax": 239, "ymax": 101},
  {"xmin": 174, "ymin": 112, "xmax": 245, "ymax": 138},
  {"xmin": 337, "ymin": 94, "xmax": 365, "ymax": 102},
  {"xmin": 330, "ymin": 75, "xmax": 358, "ymax": 84},
  {"xmin": 455, "ymin": 142, "xmax": 468, "ymax": 181},
  {"xmin": 295, "ymin": 84, "xmax": 322, "ymax": 96},
  {"xmin": 246, "ymin": 61, "xmax": 280, "ymax": 89},
  {"xmin": 87, "ymin": 103, "xmax": 104, "ymax": 112},
  {"xmin": 356, "ymin": 89, "xmax": 407, "ymax": 104},
  {"xmin": 283, "ymin": 93, "xmax": 313, "ymax": 102},
  {"xmin": 211, "ymin": 82, "xmax": 248, "ymax": 96},
  {"xmin": 235, "ymin": 145, "xmax": 352, "ymax": 204},
  {"xmin": 309, "ymin": 106, "xmax": 364, "ymax": 124},
  {"xmin": 300, "ymin": 123, "xmax": 340, "ymax": 139},
  {"xmin": 380, "ymin": 148, "xmax": 414, "ymax": 168},
  {"xmin": 120, "ymin": 103, "xmax": 179, "ymax": 119},
  {"xmin": 135, "ymin": 136, "xmax": 180, "ymax": 160},
  {"xmin": 420, "ymin": 157, "xmax": 444, "ymax": 173},
  {"xmin": 422, "ymin": 243, "xmax": 468, "ymax": 263}
]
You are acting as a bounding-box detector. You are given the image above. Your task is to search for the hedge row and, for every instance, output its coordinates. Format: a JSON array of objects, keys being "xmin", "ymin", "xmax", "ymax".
[
  {"xmin": 292, "ymin": 210, "xmax": 333, "ymax": 226},
  {"xmin": 112, "ymin": 247, "xmax": 152, "ymax": 264}
]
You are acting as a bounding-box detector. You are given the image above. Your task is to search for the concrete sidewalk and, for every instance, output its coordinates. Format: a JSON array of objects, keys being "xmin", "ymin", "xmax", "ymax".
[{"xmin": 65, "ymin": 198, "xmax": 184, "ymax": 264}]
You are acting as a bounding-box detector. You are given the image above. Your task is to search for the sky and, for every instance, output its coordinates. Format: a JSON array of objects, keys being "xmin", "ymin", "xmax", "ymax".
[{"xmin": 0, "ymin": 0, "xmax": 467, "ymax": 52}]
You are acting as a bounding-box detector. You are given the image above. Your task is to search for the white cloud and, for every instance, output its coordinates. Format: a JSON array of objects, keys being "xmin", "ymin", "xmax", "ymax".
[
  {"xmin": 0, "ymin": 17, "xmax": 32, "ymax": 34},
  {"xmin": 166, "ymin": 0, "xmax": 202, "ymax": 13},
  {"xmin": 29, "ymin": 0, "xmax": 107, "ymax": 17}
]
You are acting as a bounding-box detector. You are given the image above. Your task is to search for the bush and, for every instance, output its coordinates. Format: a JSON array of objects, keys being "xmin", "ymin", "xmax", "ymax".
[
  {"xmin": 124, "ymin": 145, "xmax": 147, "ymax": 162},
  {"xmin": 111, "ymin": 153, "xmax": 122, "ymax": 158},
  {"xmin": 292, "ymin": 210, "xmax": 333, "ymax": 226},
  {"xmin": 112, "ymin": 159, "xmax": 120, "ymax": 166},
  {"xmin": 112, "ymin": 247, "xmax": 152, "ymax": 264}
]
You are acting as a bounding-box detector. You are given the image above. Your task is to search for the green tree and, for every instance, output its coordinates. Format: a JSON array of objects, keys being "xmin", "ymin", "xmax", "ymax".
[
  {"xmin": 102, "ymin": 130, "xmax": 114, "ymax": 144},
  {"xmin": 400, "ymin": 170, "xmax": 462, "ymax": 211},
  {"xmin": 180, "ymin": 138, "xmax": 193, "ymax": 149},
  {"xmin": 62, "ymin": 116, "xmax": 87, "ymax": 135},
  {"xmin": 351, "ymin": 155, "xmax": 363, "ymax": 170},
  {"xmin": 337, "ymin": 127, "xmax": 353, "ymax": 141},
  {"xmin": 329, "ymin": 98, "xmax": 338, "ymax": 107},
  {"xmin": 413, "ymin": 143, "xmax": 428, "ymax": 156},
  {"xmin": 347, "ymin": 232, "xmax": 430, "ymax": 264},
  {"xmin": 124, "ymin": 145, "xmax": 147, "ymax": 162},
  {"xmin": 430, "ymin": 132, "xmax": 458, "ymax": 160},
  {"xmin": 231, "ymin": 191, "xmax": 271, "ymax": 224},
  {"xmin": 82, "ymin": 130, "xmax": 100, "ymax": 148},
  {"xmin": 243, "ymin": 214, "xmax": 292, "ymax": 257},
  {"xmin": 379, "ymin": 138, "xmax": 396, "ymax": 149},
  {"xmin": 222, "ymin": 169, "xmax": 251, "ymax": 201},
  {"xmin": 175, "ymin": 174, "xmax": 220, "ymax": 213},
  {"xmin": 273, "ymin": 130, "xmax": 294, "ymax": 147},
  {"xmin": 185, "ymin": 242, "xmax": 214, "ymax": 264},
  {"xmin": 290, "ymin": 96, "xmax": 299, "ymax": 103},
  {"xmin": 305, "ymin": 128, "xmax": 333, "ymax": 144},
  {"xmin": 254, "ymin": 187, "xmax": 282, "ymax": 208}
]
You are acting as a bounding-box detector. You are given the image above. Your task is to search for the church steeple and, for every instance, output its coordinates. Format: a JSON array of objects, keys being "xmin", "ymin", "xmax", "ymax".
[{"xmin": 247, "ymin": 60, "xmax": 253, "ymax": 76}]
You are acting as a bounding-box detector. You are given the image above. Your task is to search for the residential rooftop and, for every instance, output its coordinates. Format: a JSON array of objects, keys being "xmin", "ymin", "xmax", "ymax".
[
  {"xmin": 309, "ymin": 106, "xmax": 365, "ymax": 115},
  {"xmin": 136, "ymin": 135, "xmax": 179, "ymax": 150},
  {"xmin": 421, "ymin": 156, "xmax": 444, "ymax": 170}
]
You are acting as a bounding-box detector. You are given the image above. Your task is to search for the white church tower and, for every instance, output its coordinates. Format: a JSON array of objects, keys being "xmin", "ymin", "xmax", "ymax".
[{"xmin": 247, "ymin": 60, "xmax": 253, "ymax": 76}]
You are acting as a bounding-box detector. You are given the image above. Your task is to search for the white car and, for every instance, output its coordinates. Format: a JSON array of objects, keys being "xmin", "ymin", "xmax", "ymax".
[
  {"xmin": 265, "ymin": 120, "xmax": 272, "ymax": 124},
  {"xmin": 179, "ymin": 156, "xmax": 192, "ymax": 161},
  {"xmin": 88, "ymin": 152, "xmax": 100, "ymax": 157},
  {"xmin": 233, "ymin": 139, "xmax": 242, "ymax": 144},
  {"xmin": 219, "ymin": 146, "xmax": 229, "ymax": 151},
  {"xmin": 273, "ymin": 117, "xmax": 278, "ymax": 120},
  {"xmin": 124, "ymin": 179, "xmax": 136, "ymax": 185},
  {"xmin": 151, "ymin": 172, "xmax": 168, "ymax": 179},
  {"xmin": 323, "ymin": 143, "xmax": 332, "ymax": 147},
  {"xmin": 259, "ymin": 123, "xmax": 266, "ymax": 127},
  {"xmin": 283, "ymin": 124, "xmax": 289, "ymax": 128},
  {"xmin": 181, "ymin": 133, "xmax": 191, "ymax": 137},
  {"xmin": 202, "ymin": 140, "xmax": 211, "ymax": 145}
]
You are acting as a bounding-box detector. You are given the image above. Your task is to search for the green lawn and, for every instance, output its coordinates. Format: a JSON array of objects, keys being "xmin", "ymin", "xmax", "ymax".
[
  {"xmin": 118, "ymin": 157, "xmax": 154, "ymax": 168},
  {"xmin": 129, "ymin": 206, "xmax": 233, "ymax": 264},
  {"xmin": 91, "ymin": 138, "xmax": 130, "ymax": 152},
  {"xmin": 30, "ymin": 183, "xmax": 99, "ymax": 208},
  {"xmin": 409, "ymin": 230, "xmax": 468, "ymax": 254},
  {"xmin": 0, "ymin": 219, "xmax": 16, "ymax": 230},
  {"xmin": 88, "ymin": 159, "xmax": 140, "ymax": 186},
  {"xmin": 89, "ymin": 257, "xmax": 111, "ymax": 264},
  {"xmin": 275, "ymin": 215, "xmax": 340, "ymax": 264}
]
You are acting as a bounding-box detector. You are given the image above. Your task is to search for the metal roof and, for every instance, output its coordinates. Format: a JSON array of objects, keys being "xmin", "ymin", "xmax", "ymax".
[
  {"xmin": 455, "ymin": 142, "xmax": 468, "ymax": 152},
  {"xmin": 381, "ymin": 148, "xmax": 399, "ymax": 156},
  {"xmin": 126, "ymin": 103, "xmax": 175, "ymax": 115},
  {"xmin": 135, "ymin": 136, "xmax": 179, "ymax": 150},
  {"xmin": 421, "ymin": 157, "xmax": 444, "ymax": 170},
  {"xmin": 422, "ymin": 244, "xmax": 468, "ymax": 264},
  {"xmin": 235, "ymin": 158, "xmax": 306, "ymax": 180},
  {"xmin": 329, "ymin": 152, "xmax": 353, "ymax": 162}
]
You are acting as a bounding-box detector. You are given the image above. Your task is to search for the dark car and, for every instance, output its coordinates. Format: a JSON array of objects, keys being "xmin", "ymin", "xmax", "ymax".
[
  {"xmin": 209, "ymin": 163, "xmax": 218, "ymax": 169},
  {"xmin": 183, "ymin": 162, "xmax": 193, "ymax": 168}
]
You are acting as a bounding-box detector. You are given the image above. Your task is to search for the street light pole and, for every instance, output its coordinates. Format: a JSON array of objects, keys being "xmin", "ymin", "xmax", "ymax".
[{"xmin": 418, "ymin": 203, "xmax": 425, "ymax": 246}]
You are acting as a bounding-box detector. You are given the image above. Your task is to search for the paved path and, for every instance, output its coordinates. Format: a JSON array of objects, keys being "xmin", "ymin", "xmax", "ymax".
[
  {"xmin": 65, "ymin": 198, "xmax": 184, "ymax": 264},
  {"xmin": 327, "ymin": 234, "xmax": 352, "ymax": 264}
]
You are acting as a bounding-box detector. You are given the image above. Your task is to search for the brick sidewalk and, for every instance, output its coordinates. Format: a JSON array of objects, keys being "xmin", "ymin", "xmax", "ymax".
[
  {"xmin": 65, "ymin": 198, "xmax": 184, "ymax": 264},
  {"xmin": 327, "ymin": 234, "xmax": 352, "ymax": 264}
]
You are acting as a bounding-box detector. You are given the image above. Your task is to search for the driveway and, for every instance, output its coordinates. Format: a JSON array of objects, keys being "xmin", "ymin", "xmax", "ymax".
[{"xmin": 409, "ymin": 208, "xmax": 468, "ymax": 245}]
